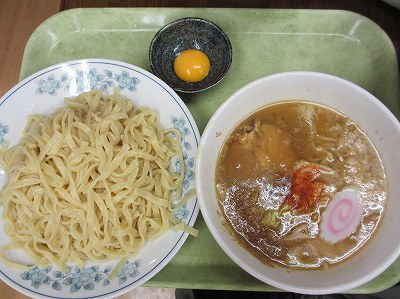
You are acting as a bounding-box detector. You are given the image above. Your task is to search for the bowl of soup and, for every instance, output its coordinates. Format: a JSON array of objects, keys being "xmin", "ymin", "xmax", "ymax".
[{"xmin": 196, "ymin": 71, "xmax": 400, "ymax": 294}]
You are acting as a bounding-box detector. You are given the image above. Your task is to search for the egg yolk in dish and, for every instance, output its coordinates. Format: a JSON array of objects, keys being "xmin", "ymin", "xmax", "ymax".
[{"xmin": 174, "ymin": 49, "xmax": 211, "ymax": 82}]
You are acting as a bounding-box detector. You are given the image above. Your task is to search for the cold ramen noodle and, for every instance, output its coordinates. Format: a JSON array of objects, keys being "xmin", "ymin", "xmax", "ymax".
[
  {"xmin": 215, "ymin": 101, "xmax": 386, "ymax": 269},
  {"xmin": 0, "ymin": 90, "xmax": 197, "ymax": 274}
]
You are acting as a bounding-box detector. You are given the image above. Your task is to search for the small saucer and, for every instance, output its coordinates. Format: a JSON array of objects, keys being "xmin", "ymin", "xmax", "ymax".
[{"xmin": 149, "ymin": 17, "xmax": 232, "ymax": 93}]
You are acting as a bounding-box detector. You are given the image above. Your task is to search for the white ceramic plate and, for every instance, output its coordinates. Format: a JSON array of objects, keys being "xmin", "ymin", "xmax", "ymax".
[{"xmin": 0, "ymin": 59, "xmax": 200, "ymax": 298}]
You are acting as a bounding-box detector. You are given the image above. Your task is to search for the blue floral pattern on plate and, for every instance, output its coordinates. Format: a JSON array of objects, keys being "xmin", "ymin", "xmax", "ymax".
[
  {"xmin": 35, "ymin": 68, "xmax": 140, "ymax": 95},
  {"xmin": 0, "ymin": 122, "xmax": 9, "ymax": 144},
  {"xmin": 20, "ymin": 260, "xmax": 141, "ymax": 293},
  {"xmin": 171, "ymin": 115, "xmax": 195, "ymax": 220}
]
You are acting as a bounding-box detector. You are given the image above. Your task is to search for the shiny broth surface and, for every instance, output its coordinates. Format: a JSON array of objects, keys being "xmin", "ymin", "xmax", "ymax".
[{"xmin": 215, "ymin": 101, "xmax": 386, "ymax": 269}]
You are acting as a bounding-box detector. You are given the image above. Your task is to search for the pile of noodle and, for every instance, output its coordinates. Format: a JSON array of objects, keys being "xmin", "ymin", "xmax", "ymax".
[{"xmin": 0, "ymin": 90, "xmax": 197, "ymax": 271}]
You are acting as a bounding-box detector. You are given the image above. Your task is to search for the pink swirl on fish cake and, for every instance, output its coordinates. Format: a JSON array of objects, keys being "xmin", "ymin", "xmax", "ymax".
[{"xmin": 320, "ymin": 190, "xmax": 363, "ymax": 243}]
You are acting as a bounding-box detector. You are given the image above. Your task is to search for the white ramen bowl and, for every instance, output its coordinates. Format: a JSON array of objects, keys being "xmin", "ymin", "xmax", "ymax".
[{"xmin": 196, "ymin": 71, "xmax": 400, "ymax": 294}]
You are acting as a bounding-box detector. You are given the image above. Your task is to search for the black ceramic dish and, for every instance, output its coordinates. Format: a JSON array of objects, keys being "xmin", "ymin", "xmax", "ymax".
[{"xmin": 149, "ymin": 17, "xmax": 232, "ymax": 93}]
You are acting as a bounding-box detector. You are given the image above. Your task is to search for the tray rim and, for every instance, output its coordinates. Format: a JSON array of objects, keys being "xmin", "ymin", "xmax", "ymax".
[
  {"xmin": 18, "ymin": 7, "xmax": 400, "ymax": 294},
  {"xmin": 19, "ymin": 7, "xmax": 400, "ymax": 82}
]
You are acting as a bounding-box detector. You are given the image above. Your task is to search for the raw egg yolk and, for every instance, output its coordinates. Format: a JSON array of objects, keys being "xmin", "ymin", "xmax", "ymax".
[{"xmin": 174, "ymin": 49, "xmax": 210, "ymax": 82}]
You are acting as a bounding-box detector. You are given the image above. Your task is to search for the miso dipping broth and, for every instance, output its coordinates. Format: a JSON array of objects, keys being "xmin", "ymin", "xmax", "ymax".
[{"xmin": 215, "ymin": 101, "xmax": 386, "ymax": 269}]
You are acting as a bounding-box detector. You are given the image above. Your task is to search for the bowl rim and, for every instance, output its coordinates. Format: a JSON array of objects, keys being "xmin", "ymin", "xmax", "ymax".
[
  {"xmin": 196, "ymin": 71, "xmax": 400, "ymax": 294},
  {"xmin": 148, "ymin": 17, "xmax": 233, "ymax": 93}
]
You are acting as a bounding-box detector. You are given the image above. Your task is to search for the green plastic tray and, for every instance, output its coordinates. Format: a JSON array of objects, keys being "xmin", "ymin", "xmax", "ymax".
[{"xmin": 20, "ymin": 8, "xmax": 400, "ymax": 293}]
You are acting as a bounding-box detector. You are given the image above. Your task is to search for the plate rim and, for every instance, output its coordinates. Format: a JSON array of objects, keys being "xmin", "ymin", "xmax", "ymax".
[{"xmin": 0, "ymin": 58, "xmax": 200, "ymax": 299}]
